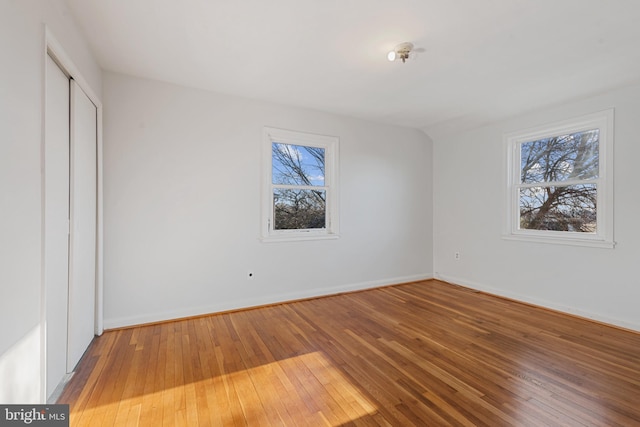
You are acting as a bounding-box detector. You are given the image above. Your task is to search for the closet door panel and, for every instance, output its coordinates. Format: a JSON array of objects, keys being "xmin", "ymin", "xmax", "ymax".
[
  {"xmin": 44, "ymin": 54, "xmax": 70, "ymax": 398},
  {"xmin": 67, "ymin": 80, "xmax": 97, "ymax": 372}
]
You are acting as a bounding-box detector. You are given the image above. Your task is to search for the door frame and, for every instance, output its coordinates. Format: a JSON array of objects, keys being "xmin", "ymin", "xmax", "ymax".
[{"xmin": 41, "ymin": 26, "xmax": 104, "ymax": 401}]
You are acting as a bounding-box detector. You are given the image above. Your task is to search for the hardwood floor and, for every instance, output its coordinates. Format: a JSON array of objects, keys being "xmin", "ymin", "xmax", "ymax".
[{"xmin": 58, "ymin": 280, "xmax": 640, "ymax": 426}]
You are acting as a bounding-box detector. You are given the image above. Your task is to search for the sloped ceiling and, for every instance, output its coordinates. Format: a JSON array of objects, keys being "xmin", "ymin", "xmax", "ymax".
[{"xmin": 65, "ymin": 0, "xmax": 640, "ymax": 138}]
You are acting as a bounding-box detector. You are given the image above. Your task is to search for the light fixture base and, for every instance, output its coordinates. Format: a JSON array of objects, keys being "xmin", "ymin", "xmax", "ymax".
[{"xmin": 388, "ymin": 42, "xmax": 414, "ymax": 63}]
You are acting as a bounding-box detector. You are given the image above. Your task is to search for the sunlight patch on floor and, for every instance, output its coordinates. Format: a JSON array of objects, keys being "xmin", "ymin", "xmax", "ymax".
[
  {"xmin": 210, "ymin": 350, "xmax": 379, "ymax": 425},
  {"xmin": 73, "ymin": 351, "xmax": 378, "ymax": 426}
]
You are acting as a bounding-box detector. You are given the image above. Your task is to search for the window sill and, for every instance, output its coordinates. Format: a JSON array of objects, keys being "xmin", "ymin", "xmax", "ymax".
[
  {"xmin": 502, "ymin": 233, "xmax": 615, "ymax": 249},
  {"xmin": 260, "ymin": 233, "xmax": 340, "ymax": 243}
]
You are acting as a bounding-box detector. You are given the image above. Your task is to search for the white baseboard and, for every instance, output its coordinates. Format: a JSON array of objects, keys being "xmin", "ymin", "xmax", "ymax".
[
  {"xmin": 103, "ymin": 273, "xmax": 433, "ymax": 330},
  {"xmin": 435, "ymin": 273, "xmax": 640, "ymax": 333}
]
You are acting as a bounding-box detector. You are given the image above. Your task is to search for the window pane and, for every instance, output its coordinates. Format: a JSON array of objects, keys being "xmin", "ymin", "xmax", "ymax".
[
  {"xmin": 274, "ymin": 188, "xmax": 326, "ymax": 230},
  {"xmin": 272, "ymin": 143, "xmax": 325, "ymax": 186},
  {"xmin": 519, "ymin": 184, "xmax": 596, "ymax": 232},
  {"xmin": 520, "ymin": 129, "xmax": 599, "ymax": 184}
]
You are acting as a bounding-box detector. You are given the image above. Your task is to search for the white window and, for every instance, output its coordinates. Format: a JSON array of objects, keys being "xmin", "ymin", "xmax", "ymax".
[
  {"xmin": 261, "ymin": 127, "xmax": 339, "ymax": 242},
  {"xmin": 504, "ymin": 110, "xmax": 614, "ymax": 248}
]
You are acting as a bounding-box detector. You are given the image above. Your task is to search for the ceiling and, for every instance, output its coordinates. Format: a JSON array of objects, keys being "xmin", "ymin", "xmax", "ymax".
[{"xmin": 65, "ymin": 0, "xmax": 640, "ymax": 138}]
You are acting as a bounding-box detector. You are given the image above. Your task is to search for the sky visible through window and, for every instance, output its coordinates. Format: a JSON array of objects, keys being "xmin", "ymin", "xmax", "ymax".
[
  {"xmin": 272, "ymin": 143, "xmax": 325, "ymax": 186},
  {"xmin": 520, "ymin": 129, "xmax": 599, "ymax": 184}
]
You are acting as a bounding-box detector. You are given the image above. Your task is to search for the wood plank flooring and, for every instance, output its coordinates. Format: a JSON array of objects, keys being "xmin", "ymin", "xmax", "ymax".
[{"xmin": 58, "ymin": 280, "xmax": 640, "ymax": 426}]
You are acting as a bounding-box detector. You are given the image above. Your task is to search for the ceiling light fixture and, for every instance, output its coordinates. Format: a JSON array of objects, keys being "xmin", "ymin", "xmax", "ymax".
[{"xmin": 387, "ymin": 42, "xmax": 414, "ymax": 63}]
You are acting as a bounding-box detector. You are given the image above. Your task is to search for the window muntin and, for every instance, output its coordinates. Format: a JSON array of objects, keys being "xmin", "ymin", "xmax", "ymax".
[
  {"xmin": 262, "ymin": 127, "xmax": 339, "ymax": 241},
  {"xmin": 505, "ymin": 110, "xmax": 614, "ymax": 248}
]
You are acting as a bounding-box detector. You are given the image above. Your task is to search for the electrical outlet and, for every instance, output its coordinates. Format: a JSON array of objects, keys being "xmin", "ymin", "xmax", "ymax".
[{"xmin": 454, "ymin": 252, "xmax": 461, "ymax": 261}]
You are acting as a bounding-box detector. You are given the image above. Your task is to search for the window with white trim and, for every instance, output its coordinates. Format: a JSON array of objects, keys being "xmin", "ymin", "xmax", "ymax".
[
  {"xmin": 504, "ymin": 110, "xmax": 614, "ymax": 248},
  {"xmin": 262, "ymin": 127, "xmax": 339, "ymax": 241}
]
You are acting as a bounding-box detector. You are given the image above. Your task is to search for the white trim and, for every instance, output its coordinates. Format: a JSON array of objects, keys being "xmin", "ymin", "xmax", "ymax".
[
  {"xmin": 503, "ymin": 109, "xmax": 614, "ymax": 248},
  {"xmin": 435, "ymin": 273, "xmax": 640, "ymax": 332},
  {"xmin": 103, "ymin": 274, "xmax": 433, "ymax": 329},
  {"xmin": 261, "ymin": 126, "xmax": 340, "ymax": 241},
  {"xmin": 501, "ymin": 234, "xmax": 614, "ymax": 249},
  {"xmin": 45, "ymin": 29, "xmax": 100, "ymax": 107},
  {"xmin": 260, "ymin": 234, "xmax": 340, "ymax": 243},
  {"xmin": 39, "ymin": 27, "xmax": 48, "ymax": 405}
]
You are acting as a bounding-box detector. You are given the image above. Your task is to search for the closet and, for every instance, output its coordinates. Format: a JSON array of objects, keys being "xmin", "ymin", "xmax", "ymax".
[{"xmin": 44, "ymin": 53, "xmax": 97, "ymax": 400}]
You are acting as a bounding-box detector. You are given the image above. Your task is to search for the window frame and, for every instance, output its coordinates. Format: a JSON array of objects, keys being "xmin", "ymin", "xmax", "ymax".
[
  {"xmin": 503, "ymin": 109, "xmax": 615, "ymax": 248},
  {"xmin": 261, "ymin": 126, "xmax": 340, "ymax": 242}
]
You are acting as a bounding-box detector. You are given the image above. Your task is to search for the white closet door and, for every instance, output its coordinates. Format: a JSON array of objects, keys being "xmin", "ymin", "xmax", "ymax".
[
  {"xmin": 67, "ymin": 80, "xmax": 97, "ymax": 372},
  {"xmin": 44, "ymin": 54, "xmax": 70, "ymax": 398}
]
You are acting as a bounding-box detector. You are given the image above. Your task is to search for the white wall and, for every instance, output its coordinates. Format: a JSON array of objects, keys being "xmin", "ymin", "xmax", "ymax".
[
  {"xmin": 0, "ymin": 0, "xmax": 101, "ymax": 403},
  {"xmin": 102, "ymin": 72, "xmax": 433, "ymax": 328},
  {"xmin": 433, "ymin": 83, "xmax": 640, "ymax": 331}
]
